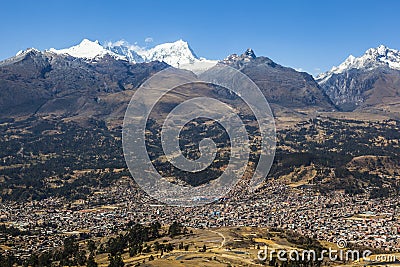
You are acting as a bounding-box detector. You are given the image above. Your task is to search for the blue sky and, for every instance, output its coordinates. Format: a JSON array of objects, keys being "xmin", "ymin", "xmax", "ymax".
[{"xmin": 1, "ymin": 0, "xmax": 399, "ymax": 75}]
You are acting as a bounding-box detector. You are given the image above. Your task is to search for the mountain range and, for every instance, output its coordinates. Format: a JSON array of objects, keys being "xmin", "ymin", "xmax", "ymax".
[
  {"xmin": 1, "ymin": 39, "xmax": 400, "ymax": 202},
  {"xmin": 2, "ymin": 39, "xmax": 400, "ymax": 123},
  {"xmin": 317, "ymin": 45, "xmax": 400, "ymax": 112},
  {"xmin": 49, "ymin": 39, "xmax": 218, "ymax": 73}
]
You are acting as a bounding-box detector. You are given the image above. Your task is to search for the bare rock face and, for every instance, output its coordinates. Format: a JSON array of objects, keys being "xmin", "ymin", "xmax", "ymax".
[
  {"xmin": 317, "ymin": 45, "xmax": 400, "ymax": 112},
  {"xmin": 321, "ymin": 68, "xmax": 400, "ymax": 111},
  {"xmin": 221, "ymin": 50, "xmax": 335, "ymax": 111},
  {"xmin": 318, "ymin": 67, "xmax": 400, "ymax": 112}
]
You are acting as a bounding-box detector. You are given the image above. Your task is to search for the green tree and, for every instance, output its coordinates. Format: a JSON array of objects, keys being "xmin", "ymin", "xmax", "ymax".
[
  {"xmin": 150, "ymin": 221, "xmax": 161, "ymax": 238},
  {"xmin": 87, "ymin": 253, "xmax": 98, "ymax": 267},
  {"xmin": 108, "ymin": 253, "xmax": 124, "ymax": 267},
  {"xmin": 77, "ymin": 250, "xmax": 87, "ymax": 266},
  {"xmin": 153, "ymin": 241, "xmax": 161, "ymax": 252},
  {"xmin": 168, "ymin": 221, "xmax": 182, "ymax": 237},
  {"xmin": 88, "ymin": 240, "xmax": 96, "ymax": 254}
]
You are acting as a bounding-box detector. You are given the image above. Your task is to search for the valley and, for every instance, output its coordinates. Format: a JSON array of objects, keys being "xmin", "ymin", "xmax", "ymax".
[{"xmin": 1, "ymin": 37, "xmax": 400, "ymax": 266}]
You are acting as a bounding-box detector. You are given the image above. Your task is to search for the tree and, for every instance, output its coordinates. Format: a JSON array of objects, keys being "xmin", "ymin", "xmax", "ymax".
[
  {"xmin": 38, "ymin": 252, "xmax": 52, "ymax": 267},
  {"xmin": 153, "ymin": 241, "xmax": 161, "ymax": 252},
  {"xmin": 108, "ymin": 253, "xmax": 124, "ymax": 267},
  {"xmin": 142, "ymin": 244, "xmax": 151, "ymax": 253},
  {"xmin": 87, "ymin": 253, "xmax": 98, "ymax": 267},
  {"xmin": 129, "ymin": 243, "xmax": 142, "ymax": 257},
  {"xmin": 77, "ymin": 250, "xmax": 87, "ymax": 266},
  {"xmin": 165, "ymin": 243, "xmax": 174, "ymax": 252},
  {"xmin": 63, "ymin": 236, "xmax": 79, "ymax": 258},
  {"xmin": 150, "ymin": 221, "xmax": 161, "ymax": 238},
  {"xmin": 168, "ymin": 221, "xmax": 183, "ymax": 237},
  {"xmin": 27, "ymin": 254, "xmax": 39, "ymax": 267},
  {"xmin": 107, "ymin": 236, "xmax": 125, "ymax": 256},
  {"xmin": 88, "ymin": 240, "xmax": 96, "ymax": 254}
]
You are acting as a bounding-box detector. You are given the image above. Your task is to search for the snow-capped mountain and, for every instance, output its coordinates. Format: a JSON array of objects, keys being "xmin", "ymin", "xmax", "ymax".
[
  {"xmin": 105, "ymin": 39, "xmax": 217, "ymax": 73},
  {"xmin": 317, "ymin": 45, "xmax": 400, "ymax": 83},
  {"xmin": 317, "ymin": 45, "xmax": 400, "ymax": 111},
  {"xmin": 141, "ymin": 39, "xmax": 199, "ymax": 66},
  {"xmin": 104, "ymin": 40, "xmax": 145, "ymax": 63},
  {"xmin": 47, "ymin": 38, "xmax": 217, "ymax": 72},
  {"xmin": 48, "ymin": 39, "xmax": 126, "ymax": 61}
]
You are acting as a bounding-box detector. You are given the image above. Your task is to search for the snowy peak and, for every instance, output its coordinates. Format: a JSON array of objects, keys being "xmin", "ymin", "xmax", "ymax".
[
  {"xmin": 242, "ymin": 48, "xmax": 256, "ymax": 59},
  {"xmin": 222, "ymin": 48, "xmax": 259, "ymax": 64},
  {"xmin": 104, "ymin": 40, "xmax": 145, "ymax": 63},
  {"xmin": 103, "ymin": 39, "xmax": 217, "ymax": 72},
  {"xmin": 317, "ymin": 45, "xmax": 400, "ymax": 82},
  {"xmin": 364, "ymin": 45, "xmax": 400, "ymax": 69},
  {"xmin": 140, "ymin": 40, "xmax": 218, "ymax": 73},
  {"xmin": 42, "ymin": 38, "xmax": 217, "ymax": 72},
  {"xmin": 15, "ymin": 48, "xmax": 41, "ymax": 57},
  {"xmin": 48, "ymin": 39, "xmax": 125, "ymax": 61},
  {"xmin": 104, "ymin": 39, "xmax": 201, "ymax": 67},
  {"xmin": 143, "ymin": 39, "xmax": 199, "ymax": 66}
]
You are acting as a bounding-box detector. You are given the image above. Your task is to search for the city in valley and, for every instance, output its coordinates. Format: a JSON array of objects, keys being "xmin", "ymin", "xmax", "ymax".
[
  {"xmin": 1, "ymin": 1, "xmax": 400, "ymax": 265},
  {"xmin": 1, "ymin": 175, "xmax": 399, "ymax": 266},
  {"xmin": 0, "ymin": 115, "xmax": 399, "ymax": 266}
]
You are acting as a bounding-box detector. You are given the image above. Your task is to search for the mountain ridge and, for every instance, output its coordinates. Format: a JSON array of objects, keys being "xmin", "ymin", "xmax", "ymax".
[
  {"xmin": 221, "ymin": 48, "xmax": 335, "ymax": 111},
  {"xmin": 0, "ymin": 42, "xmax": 336, "ymax": 123},
  {"xmin": 4, "ymin": 40, "xmax": 400, "ymax": 120},
  {"xmin": 11, "ymin": 40, "xmax": 400, "ymax": 79},
  {"xmin": 317, "ymin": 45, "xmax": 400, "ymax": 112},
  {"xmin": 317, "ymin": 45, "xmax": 400, "ymax": 82},
  {"xmin": 46, "ymin": 38, "xmax": 218, "ymax": 70}
]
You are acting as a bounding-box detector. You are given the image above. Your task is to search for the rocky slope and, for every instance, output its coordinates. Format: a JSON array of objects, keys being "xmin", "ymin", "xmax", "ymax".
[
  {"xmin": 0, "ymin": 42, "xmax": 337, "ymax": 124},
  {"xmin": 317, "ymin": 45, "xmax": 400, "ymax": 112},
  {"xmin": 0, "ymin": 48, "xmax": 168, "ymax": 121},
  {"xmin": 222, "ymin": 49, "xmax": 335, "ymax": 111}
]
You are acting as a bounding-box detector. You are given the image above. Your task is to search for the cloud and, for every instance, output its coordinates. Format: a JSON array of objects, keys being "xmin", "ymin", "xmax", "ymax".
[
  {"xmin": 104, "ymin": 39, "xmax": 146, "ymax": 53},
  {"xmin": 145, "ymin": 37, "xmax": 154, "ymax": 43},
  {"xmin": 105, "ymin": 39, "xmax": 128, "ymax": 47}
]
